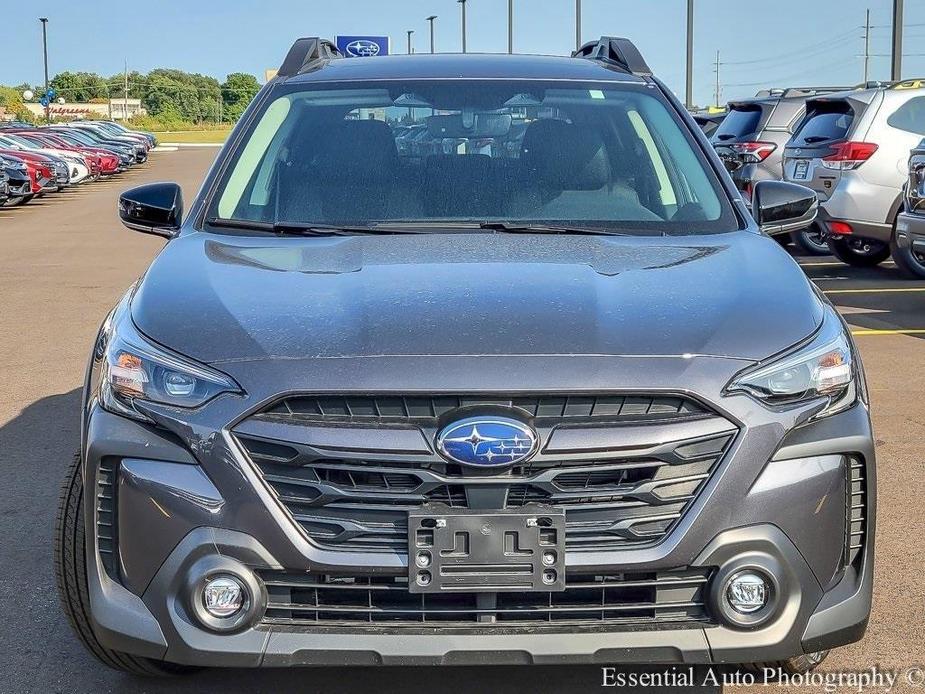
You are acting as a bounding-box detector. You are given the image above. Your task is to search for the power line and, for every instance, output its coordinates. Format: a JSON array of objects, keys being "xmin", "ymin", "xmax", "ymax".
[
  {"xmin": 723, "ymin": 30, "xmax": 860, "ymax": 68},
  {"xmin": 725, "ymin": 57, "xmax": 853, "ymax": 88}
]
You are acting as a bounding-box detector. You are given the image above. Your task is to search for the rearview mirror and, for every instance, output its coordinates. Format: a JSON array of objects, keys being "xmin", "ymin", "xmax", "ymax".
[
  {"xmin": 426, "ymin": 113, "xmax": 512, "ymax": 139},
  {"xmin": 119, "ymin": 182, "xmax": 183, "ymax": 239},
  {"xmin": 752, "ymin": 180, "xmax": 817, "ymax": 236}
]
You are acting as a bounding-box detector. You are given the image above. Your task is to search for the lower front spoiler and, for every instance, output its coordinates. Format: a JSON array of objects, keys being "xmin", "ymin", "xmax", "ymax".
[{"xmin": 87, "ymin": 523, "xmax": 872, "ymax": 668}]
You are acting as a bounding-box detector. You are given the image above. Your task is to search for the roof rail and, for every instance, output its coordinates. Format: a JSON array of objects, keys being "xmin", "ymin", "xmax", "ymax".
[
  {"xmin": 277, "ymin": 37, "xmax": 341, "ymax": 78},
  {"xmin": 572, "ymin": 36, "xmax": 652, "ymax": 77},
  {"xmin": 892, "ymin": 79, "xmax": 925, "ymax": 90},
  {"xmin": 755, "ymin": 86, "xmax": 852, "ymax": 98}
]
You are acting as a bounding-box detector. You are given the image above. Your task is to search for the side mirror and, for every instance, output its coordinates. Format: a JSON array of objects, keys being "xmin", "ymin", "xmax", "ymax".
[
  {"xmin": 752, "ymin": 180, "xmax": 818, "ymax": 236},
  {"xmin": 119, "ymin": 182, "xmax": 183, "ymax": 239}
]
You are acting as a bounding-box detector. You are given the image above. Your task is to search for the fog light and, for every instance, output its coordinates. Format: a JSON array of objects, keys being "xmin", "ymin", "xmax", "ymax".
[
  {"xmin": 725, "ymin": 571, "xmax": 769, "ymax": 614},
  {"xmin": 202, "ymin": 576, "xmax": 246, "ymax": 618}
]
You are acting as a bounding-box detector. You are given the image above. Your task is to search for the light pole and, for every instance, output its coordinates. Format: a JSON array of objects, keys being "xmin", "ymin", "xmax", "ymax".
[
  {"xmin": 508, "ymin": 0, "xmax": 513, "ymax": 54},
  {"xmin": 39, "ymin": 17, "xmax": 49, "ymax": 123},
  {"xmin": 685, "ymin": 0, "xmax": 694, "ymax": 109},
  {"xmin": 426, "ymin": 15, "xmax": 437, "ymax": 53},
  {"xmin": 575, "ymin": 0, "xmax": 581, "ymax": 51},
  {"xmin": 458, "ymin": 0, "xmax": 467, "ymax": 53},
  {"xmin": 407, "ymin": 30, "xmax": 414, "ymax": 54},
  {"xmin": 892, "ymin": 0, "xmax": 904, "ymax": 81}
]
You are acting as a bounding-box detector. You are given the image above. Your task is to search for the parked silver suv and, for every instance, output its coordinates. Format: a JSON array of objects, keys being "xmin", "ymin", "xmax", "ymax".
[
  {"xmin": 783, "ymin": 81, "xmax": 925, "ymax": 267},
  {"xmin": 713, "ymin": 88, "xmax": 848, "ymax": 254}
]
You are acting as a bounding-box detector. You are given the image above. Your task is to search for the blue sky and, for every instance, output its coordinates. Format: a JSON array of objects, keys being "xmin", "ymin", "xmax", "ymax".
[{"xmin": 2, "ymin": 0, "xmax": 925, "ymax": 106}]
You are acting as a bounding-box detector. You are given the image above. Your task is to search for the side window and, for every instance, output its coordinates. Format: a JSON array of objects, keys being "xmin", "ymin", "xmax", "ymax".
[{"xmin": 887, "ymin": 96, "xmax": 925, "ymax": 135}]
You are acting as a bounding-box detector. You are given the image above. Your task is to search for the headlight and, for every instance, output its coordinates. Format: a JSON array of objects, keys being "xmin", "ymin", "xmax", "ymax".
[
  {"xmin": 98, "ymin": 306, "xmax": 240, "ymax": 421},
  {"xmin": 726, "ymin": 307, "xmax": 856, "ymax": 418}
]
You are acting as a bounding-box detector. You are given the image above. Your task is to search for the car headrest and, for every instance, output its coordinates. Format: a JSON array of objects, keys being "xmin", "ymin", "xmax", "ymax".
[
  {"xmin": 520, "ymin": 119, "xmax": 611, "ymax": 191},
  {"xmin": 317, "ymin": 120, "xmax": 399, "ymax": 183}
]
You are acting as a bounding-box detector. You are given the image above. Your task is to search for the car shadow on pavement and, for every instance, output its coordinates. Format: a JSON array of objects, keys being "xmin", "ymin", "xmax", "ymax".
[{"xmin": 0, "ymin": 390, "xmax": 722, "ymax": 694}]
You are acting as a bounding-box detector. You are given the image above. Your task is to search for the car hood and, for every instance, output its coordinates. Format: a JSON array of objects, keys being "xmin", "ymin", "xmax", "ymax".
[{"xmin": 131, "ymin": 230, "xmax": 823, "ymax": 365}]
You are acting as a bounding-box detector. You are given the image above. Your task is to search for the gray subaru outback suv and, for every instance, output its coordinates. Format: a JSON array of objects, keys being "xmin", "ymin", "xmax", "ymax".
[{"xmin": 55, "ymin": 37, "xmax": 874, "ymax": 676}]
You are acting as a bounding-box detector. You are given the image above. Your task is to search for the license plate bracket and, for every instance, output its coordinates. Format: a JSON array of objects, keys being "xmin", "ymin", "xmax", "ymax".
[
  {"xmin": 408, "ymin": 505, "xmax": 566, "ymax": 594},
  {"xmin": 793, "ymin": 160, "xmax": 809, "ymax": 180}
]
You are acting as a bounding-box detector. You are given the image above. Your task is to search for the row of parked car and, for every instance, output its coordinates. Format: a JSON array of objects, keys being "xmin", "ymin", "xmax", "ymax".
[
  {"xmin": 696, "ymin": 79, "xmax": 925, "ymax": 278},
  {"xmin": 0, "ymin": 120, "xmax": 156, "ymax": 208}
]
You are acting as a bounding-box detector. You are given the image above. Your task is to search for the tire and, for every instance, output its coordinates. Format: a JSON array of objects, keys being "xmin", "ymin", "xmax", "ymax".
[
  {"xmin": 827, "ymin": 236, "xmax": 891, "ymax": 267},
  {"xmin": 54, "ymin": 452, "xmax": 195, "ymax": 677},
  {"xmin": 4, "ymin": 194, "xmax": 30, "ymax": 207},
  {"xmin": 742, "ymin": 650, "xmax": 830, "ymax": 677},
  {"xmin": 790, "ymin": 224, "xmax": 830, "ymax": 256},
  {"xmin": 890, "ymin": 235, "xmax": 925, "ymax": 279}
]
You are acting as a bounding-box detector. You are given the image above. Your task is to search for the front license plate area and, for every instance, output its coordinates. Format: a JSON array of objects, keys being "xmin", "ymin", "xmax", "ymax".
[{"xmin": 408, "ymin": 505, "xmax": 566, "ymax": 593}]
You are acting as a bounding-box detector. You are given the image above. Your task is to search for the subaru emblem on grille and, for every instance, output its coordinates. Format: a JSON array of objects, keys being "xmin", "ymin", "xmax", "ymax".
[{"xmin": 435, "ymin": 416, "xmax": 538, "ymax": 467}]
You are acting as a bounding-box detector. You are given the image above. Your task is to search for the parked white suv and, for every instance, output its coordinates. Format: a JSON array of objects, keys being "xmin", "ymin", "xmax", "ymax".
[{"xmin": 783, "ymin": 81, "xmax": 925, "ymax": 268}]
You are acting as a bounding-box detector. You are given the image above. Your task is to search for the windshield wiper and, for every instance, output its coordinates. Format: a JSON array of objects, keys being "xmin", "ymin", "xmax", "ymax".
[
  {"xmin": 478, "ymin": 222, "xmax": 629, "ymax": 237},
  {"xmin": 207, "ymin": 218, "xmax": 419, "ymax": 236},
  {"xmin": 208, "ymin": 218, "xmax": 631, "ymax": 237}
]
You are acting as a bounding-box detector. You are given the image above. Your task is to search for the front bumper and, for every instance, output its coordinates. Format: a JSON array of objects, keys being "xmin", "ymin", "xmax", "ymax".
[
  {"xmin": 895, "ymin": 211, "xmax": 925, "ymax": 254},
  {"xmin": 80, "ymin": 351, "xmax": 876, "ymax": 667}
]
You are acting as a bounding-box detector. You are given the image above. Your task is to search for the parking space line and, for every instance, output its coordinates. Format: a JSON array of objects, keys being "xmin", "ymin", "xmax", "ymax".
[{"xmin": 851, "ymin": 329, "xmax": 925, "ymax": 335}]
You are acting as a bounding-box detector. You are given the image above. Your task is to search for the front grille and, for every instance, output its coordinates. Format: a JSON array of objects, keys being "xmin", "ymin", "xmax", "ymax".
[
  {"xmin": 259, "ymin": 568, "xmax": 713, "ymax": 628},
  {"xmin": 845, "ymin": 457, "xmax": 867, "ymax": 567},
  {"xmin": 97, "ymin": 459, "xmax": 119, "ymax": 580},
  {"xmin": 236, "ymin": 393, "xmax": 736, "ymax": 554},
  {"xmin": 260, "ymin": 394, "xmax": 707, "ymax": 423}
]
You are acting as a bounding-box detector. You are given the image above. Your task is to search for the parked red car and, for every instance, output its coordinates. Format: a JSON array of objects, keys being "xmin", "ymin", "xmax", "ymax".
[{"xmin": 0, "ymin": 150, "xmax": 56, "ymax": 194}]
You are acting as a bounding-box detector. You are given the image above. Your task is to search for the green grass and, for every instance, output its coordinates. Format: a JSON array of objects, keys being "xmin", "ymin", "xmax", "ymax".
[{"xmin": 155, "ymin": 128, "xmax": 231, "ymax": 144}]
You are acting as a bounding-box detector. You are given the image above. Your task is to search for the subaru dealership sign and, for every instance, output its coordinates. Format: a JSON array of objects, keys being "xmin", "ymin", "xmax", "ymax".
[{"xmin": 335, "ymin": 36, "xmax": 390, "ymax": 58}]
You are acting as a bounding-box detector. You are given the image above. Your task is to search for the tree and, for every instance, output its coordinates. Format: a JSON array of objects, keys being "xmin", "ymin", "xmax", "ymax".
[
  {"xmin": 221, "ymin": 73, "xmax": 260, "ymax": 121},
  {"xmin": 0, "ymin": 86, "xmax": 33, "ymax": 120},
  {"xmin": 36, "ymin": 68, "xmax": 260, "ymax": 126},
  {"xmin": 50, "ymin": 71, "xmax": 108, "ymax": 102}
]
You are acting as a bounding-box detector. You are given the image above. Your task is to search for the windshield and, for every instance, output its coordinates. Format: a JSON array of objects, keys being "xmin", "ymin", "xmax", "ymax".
[
  {"xmin": 56, "ymin": 130, "xmax": 93, "ymax": 146},
  {"xmin": 791, "ymin": 102, "xmax": 854, "ymax": 145},
  {"xmin": 712, "ymin": 105, "xmax": 764, "ymax": 141},
  {"xmin": 209, "ymin": 80, "xmax": 738, "ymax": 236}
]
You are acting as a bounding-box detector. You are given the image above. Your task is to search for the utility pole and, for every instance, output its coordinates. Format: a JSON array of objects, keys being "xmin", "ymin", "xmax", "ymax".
[
  {"xmin": 426, "ymin": 15, "xmax": 437, "ymax": 53},
  {"xmin": 458, "ymin": 0, "xmax": 467, "ymax": 53},
  {"xmin": 39, "ymin": 17, "xmax": 49, "ymax": 123},
  {"xmin": 862, "ymin": 9, "xmax": 871, "ymax": 84},
  {"xmin": 575, "ymin": 0, "xmax": 582, "ymax": 51},
  {"xmin": 685, "ymin": 0, "xmax": 694, "ymax": 109},
  {"xmin": 892, "ymin": 0, "xmax": 904, "ymax": 81},
  {"xmin": 124, "ymin": 59, "xmax": 129, "ymax": 121},
  {"xmin": 713, "ymin": 50, "xmax": 721, "ymax": 108},
  {"xmin": 407, "ymin": 30, "xmax": 414, "ymax": 54}
]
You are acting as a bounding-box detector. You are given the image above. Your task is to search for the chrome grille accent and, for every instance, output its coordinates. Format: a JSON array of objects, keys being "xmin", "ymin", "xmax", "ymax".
[{"xmin": 259, "ymin": 394, "xmax": 707, "ymax": 423}]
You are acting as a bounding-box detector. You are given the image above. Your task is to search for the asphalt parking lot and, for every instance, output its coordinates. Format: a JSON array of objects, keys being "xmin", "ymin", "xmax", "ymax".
[{"xmin": 0, "ymin": 148, "xmax": 923, "ymax": 694}]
